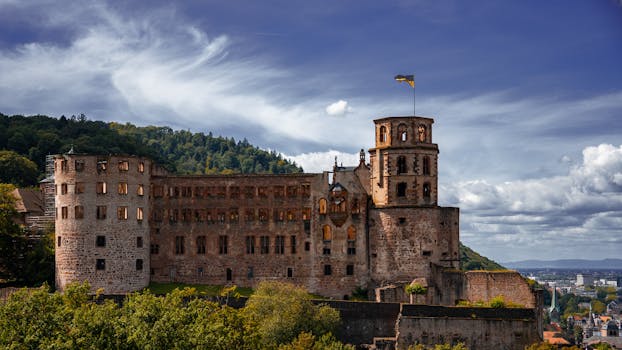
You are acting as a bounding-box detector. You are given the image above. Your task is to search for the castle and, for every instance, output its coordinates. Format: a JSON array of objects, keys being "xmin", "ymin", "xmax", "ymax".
[{"xmin": 53, "ymin": 115, "xmax": 536, "ymax": 309}]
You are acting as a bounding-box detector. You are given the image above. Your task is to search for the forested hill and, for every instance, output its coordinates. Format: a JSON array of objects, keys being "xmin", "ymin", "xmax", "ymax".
[
  {"xmin": 0, "ymin": 113, "xmax": 302, "ymax": 186},
  {"xmin": 460, "ymin": 243, "xmax": 506, "ymax": 271}
]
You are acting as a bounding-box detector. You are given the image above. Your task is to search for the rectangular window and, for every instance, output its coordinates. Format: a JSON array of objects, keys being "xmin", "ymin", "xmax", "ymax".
[
  {"xmin": 96, "ymin": 259, "xmax": 105, "ymax": 270},
  {"xmin": 258, "ymin": 208, "xmax": 269, "ymax": 222},
  {"xmin": 244, "ymin": 186, "xmax": 255, "ymax": 199},
  {"xmin": 290, "ymin": 235, "xmax": 297, "ymax": 254},
  {"xmin": 246, "ymin": 236, "xmax": 255, "ymax": 254},
  {"xmin": 302, "ymin": 208, "xmax": 311, "ymax": 220},
  {"xmin": 301, "ymin": 184, "xmax": 311, "ymax": 197},
  {"xmin": 137, "ymin": 184, "xmax": 144, "ymax": 196},
  {"xmin": 96, "ymin": 206, "xmax": 107, "ymax": 219},
  {"xmin": 182, "ymin": 208, "xmax": 192, "ymax": 222},
  {"xmin": 286, "ymin": 185, "xmax": 298, "ymax": 198},
  {"xmin": 305, "ymin": 242, "xmax": 310, "ymax": 251},
  {"xmin": 274, "ymin": 209, "xmax": 285, "ymax": 222},
  {"xmin": 96, "ymin": 182, "xmax": 107, "ymax": 194},
  {"xmin": 346, "ymin": 264, "xmax": 354, "ymax": 276},
  {"xmin": 118, "ymin": 182, "xmax": 128, "ymax": 195},
  {"xmin": 258, "ymin": 186, "xmax": 268, "ymax": 198},
  {"xmin": 195, "ymin": 209, "xmax": 206, "ymax": 222},
  {"xmin": 245, "ymin": 209, "xmax": 255, "ymax": 223},
  {"xmin": 61, "ymin": 206, "xmax": 68, "ymax": 219},
  {"xmin": 273, "ymin": 186, "xmax": 284, "ymax": 198},
  {"xmin": 247, "ymin": 266, "xmax": 254, "ymax": 279},
  {"xmin": 118, "ymin": 160, "xmax": 129, "ymax": 171},
  {"xmin": 57, "ymin": 236, "xmax": 61, "ymax": 247},
  {"xmin": 347, "ymin": 246, "xmax": 356, "ymax": 255},
  {"xmin": 150, "ymin": 244, "xmax": 159, "ymax": 254},
  {"xmin": 61, "ymin": 183, "xmax": 68, "ymax": 195},
  {"xmin": 194, "ymin": 186, "xmax": 204, "ymax": 198},
  {"xmin": 75, "ymin": 205, "xmax": 84, "ymax": 219},
  {"xmin": 117, "ymin": 206, "xmax": 128, "ymax": 220},
  {"xmin": 260, "ymin": 236, "xmax": 269, "ymax": 254},
  {"xmin": 75, "ymin": 160, "xmax": 85, "ymax": 172},
  {"xmin": 226, "ymin": 268, "xmax": 232, "ymax": 281},
  {"xmin": 175, "ymin": 236, "xmax": 185, "ymax": 255},
  {"xmin": 137, "ymin": 236, "xmax": 143, "ymax": 248},
  {"xmin": 75, "ymin": 182, "xmax": 85, "ymax": 194},
  {"xmin": 217, "ymin": 211, "xmax": 226, "ymax": 223},
  {"xmin": 169, "ymin": 209, "xmax": 179, "ymax": 223},
  {"xmin": 138, "ymin": 161, "xmax": 145, "ymax": 173},
  {"xmin": 287, "ymin": 267, "xmax": 293, "ymax": 278},
  {"xmin": 136, "ymin": 207, "xmax": 144, "ymax": 221},
  {"xmin": 229, "ymin": 209, "xmax": 239, "ymax": 223},
  {"xmin": 324, "ymin": 264, "xmax": 332, "ymax": 276},
  {"xmin": 286, "ymin": 209, "xmax": 296, "ymax": 221},
  {"xmin": 229, "ymin": 186, "xmax": 240, "ymax": 199},
  {"xmin": 96, "ymin": 235, "xmax": 106, "ymax": 247},
  {"xmin": 196, "ymin": 236, "xmax": 206, "ymax": 254},
  {"xmin": 96, "ymin": 159, "xmax": 107, "ymax": 172},
  {"xmin": 152, "ymin": 209, "xmax": 163, "ymax": 222},
  {"xmin": 323, "ymin": 247, "xmax": 331, "ymax": 255},
  {"xmin": 275, "ymin": 235, "xmax": 285, "ymax": 254},
  {"xmin": 219, "ymin": 235, "xmax": 228, "ymax": 255},
  {"xmin": 136, "ymin": 259, "xmax": 143, "ymax": 271},
  {"xmin": 153, "ymin": 185, "xmax": 164, "ymax": 197}
]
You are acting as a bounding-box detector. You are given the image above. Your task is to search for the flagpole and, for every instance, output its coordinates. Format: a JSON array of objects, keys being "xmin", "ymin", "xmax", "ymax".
[{"xmin": 413, "ymin": 73, "xmax": 416, "ymax": 116}]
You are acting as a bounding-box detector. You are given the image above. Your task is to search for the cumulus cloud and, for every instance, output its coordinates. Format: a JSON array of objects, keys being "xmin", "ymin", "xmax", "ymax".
[
  {"xmin": 284, "ymin": 150, "xmax": 360, "ymax": 173},
  {"xmin": 325, "ymin": 99, "xmax": 352, "ymax": 116}
]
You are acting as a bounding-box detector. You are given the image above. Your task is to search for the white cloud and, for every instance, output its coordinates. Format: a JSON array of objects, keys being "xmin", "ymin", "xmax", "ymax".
[
  {"xmin": 284, "ymin": 150, "xmax": 360, "ymax": 173},
  {"xmin": 325, "ymin": 99, "xmax": 352, "ymax": 116}
]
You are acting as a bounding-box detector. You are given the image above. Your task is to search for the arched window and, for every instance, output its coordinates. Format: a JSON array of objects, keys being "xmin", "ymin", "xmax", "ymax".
[
  {"xmin": 379, "ymin": 125, "xmax": 387, "ymax": 143},
  {"xmin": 418, "ymin": 125, "xmax": 427, "ymax": 142},
  {"xmin": 398, "ymin": 123, "xmax": 408, "ymax": 142},
  {"xmin": 423, "ymin": 156, "xmax": 430, "ymax": 176},
  {"xmin": 423, "ymin": 183, "xmax": 431, "ymax": 199},
  {"xmin": 397, "ymin": 156, "xmax": 407, "ymax": 174},
  {"xmin": 322, "ymin": 225, "xmax": 332, "ymax": 242},
  {"xmin": 397, "ymin": 182, "xmax": 407, "ymax": 197},
  {"xmin": 351, "ymin": 198, "xmax": 360, "ymax": 214},
  {"xmin": 347, "ymin": 226, "xmax": 356, "ymax": 241},
  {"xmin": 319, "ymin": 198, "xmax": 327, "ymax": 214}
]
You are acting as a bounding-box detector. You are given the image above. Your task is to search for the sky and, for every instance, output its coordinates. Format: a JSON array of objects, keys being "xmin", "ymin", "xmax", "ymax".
[{"xmin": 0, "ymin": 0, "xmax": 621, "ymax": 262}]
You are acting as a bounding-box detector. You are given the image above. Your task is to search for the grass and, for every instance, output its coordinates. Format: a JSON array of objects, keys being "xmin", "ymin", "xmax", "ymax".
[{"xmin": 146, "ymin": 282, "xmax": 254, "ymax": 297}]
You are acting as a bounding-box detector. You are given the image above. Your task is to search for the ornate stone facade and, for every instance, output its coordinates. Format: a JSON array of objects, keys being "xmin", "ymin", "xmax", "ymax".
[{"xmin": 53, "ymin": 116, "xmax": 528, "ymax": 303}]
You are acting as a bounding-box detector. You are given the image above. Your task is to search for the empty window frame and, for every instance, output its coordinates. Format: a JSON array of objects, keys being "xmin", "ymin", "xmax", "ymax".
[
  {"xmin": 245, "ymin": 236, "xmax": 255, "ymax": 254},
  {"xmin": 137, "ymin": 184, "xmax": 144, "ymax": 196},
  {"xmin": 75, "ymin": 205, "xmax": 84, "ymax": 219},
  {"xmin": 150, "ymin": 244, "xmax": 160, "ymax": 254},
  {"xmin": 96, "ymin": 206, "xmax": 107, "ymax": 220},
  {"xmin": 96, "ymin": 235, "xmax": 106, "ymax": 247},
  {"xmin": 324, "ymin": 264, "xmax": 332, "ymax": 276},
  {"xmin": 137, "ymin": 236, "xmax": 143, "ymax": 248},
  {"xmin": 423, "ymin": 183, "xmax": 431, "ymax": 200},
  {"xmin": 397, "ymin": 182, "xmax": 407, "ymax": 197},
  {"xmin": 379, "ymin": 125, "xmax": 387, "ymax": 143},
  {"xmin": 118, "ymin": 160, "xmax": 129, "ymax": 171},
  {"xmin": 75, "ymin": 160, "xmax": 85, "ymax": 172},
  {"xmin": 275, "ymin": 235, "xmax": 285, "ymax": 254},
  {"xmin": 260, "ymin": 236, "xmax": 270, "ymax": 254},
  {"xmin": 61, "ymin": 206, "xmax": 68, "ymax": 219},
  {"xmin": 290, "ymin": 235, "xmax": 297, "ymax": 254},
  {"xmin": 117, "ymin": 206, "xmax": 128, "ymax": 220},
  {"xmin": 138, "ymin": 161, "xmax": 145, "ymax": 173},
  {"xmin": 346, "ymin": 264, "xmax": 354, "ymax": 276},
  {"xmin": 136, "ymin": 207, "xmax": 144, "ymax": 221},
  {"xmin": 118, "ymin": 182, "xmax": 128, "ymax": 195},
  {"xmin": 398, "ymin": 123, "xmax": 408, "ymax": 142},
  {"xmin": 96, "ymin": 159, "xmax": 107, "ymax": 172},
  {"xmin": 219, "ymin": 235, "xmax": 228, "ymax": 255},
  {"xmin": 423, "ymin": 156, "xmax": 430, "ymax": 175},
  {"xmin": 397, "ymin": 156, "xmax": 407, "ymax": 174},
  {"xmin": 75, "ymin": 182, "xmax": 85, "ymax": 194},
  {"xmin": 136, "ymin": 259, "xmax": 143, "ymax": 271},
  {"xmin": 318, "ymin": 198, "xmax": 327, "ymax": 214},
  {"xmin": 96, "ymin": 182, "xmax": 107, "ymax": 194},
  {"xmin": 196, "ymin": 236, "xmax": 206, "ymax": 254},
  {"xmin": 96, "ymin": 259, "xmax": 106, "ymax": 270},
  {"xmin": 175, "ymin": 236, "xmax": 185, "ymax": 255},
  {"xmin": 322, "ymin": 225, "xmax": 332, "ymax": 242},
  {"xmin": 61, "ymin": 183, "xmax": 68, "ymax": 195}
]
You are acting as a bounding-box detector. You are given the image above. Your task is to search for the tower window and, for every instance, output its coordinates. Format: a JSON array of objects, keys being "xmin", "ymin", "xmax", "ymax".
[
  {"xmin": 96, "ymin": 259, "xmax": 105, "ymax": 270},
  {"xmin": 397, "ymin": 182, "xmax": 407, "ymax": 197},
  {"xmin": 423, "ymin": 156, "xmax": 430, "ymax": 175},
  {"xmin": 319, "ymin": 198, "xmax": 327, "ymax": 214},
  {"xmin": 324, "ymin": 264, "xmax": 332, "ymax": 276},
  {"xmin": 346, "ymin": 264, "xmax": 354, "ymax": 276},
  {"xmin": 397, "ymin": 156, "xmax": 407, "ymax": 174},
  {"xmin": 287, "ymin": 267, "xmax": 293, "ymax": 278},
  {"xmin": 219, "ymin": 235, "xmax": 228, "ymax": 255},
  {"xmin": 136, "ymin": 259, "xmax": 143, "ymax": 271},
  {"xmin": 75, "ymin": 160, "xmax": 85, "ymax": 172},
  {"xmin": 275, "ymin": 235, "xmax": 285, "ymax": 254},
  {"xmin": 260, "ymin": 236, "xmax": 270, "ymax": 254},
  {"xmin": 226, "ymin": 268, "xmax": 232, "ymax": 281},
  {"xmin": 322, "ymin": 225, "xmax": 332, "ymax": 242},
  {"xmin": 246, "ymin": 236, "xmax": 255, "ymax": 254},
  {"xmin": 398, "ymin": 123, "xmax": 408, "ymax": 142},
  {"xmin": 96, "ymin": 235, "xmax": 106, "ymax": 247},
  {"xmin": 379, "ymin": 125, "xmax": 387, "ymax": 143},
  {"xmin": 96, "ymin": 206, "xmax": 107, "ymax": 220},
  {"xmin": 196, "ymin": 236, "xmax": 206, "ymax": 254},
  {"xmin": 418, "ymin": 125, "xmax": 427, "ymax": 142},
  {"xmin": 423, "ymin": 183, "xmax": 431, "ymax": 200},
  {"xmin": 175, "ymin": 236, "xmax": 185, "ymax": 255}
]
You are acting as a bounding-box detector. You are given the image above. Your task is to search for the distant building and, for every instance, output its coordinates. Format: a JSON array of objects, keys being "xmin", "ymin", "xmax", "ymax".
[
  {"xmin": 577, "ymin": 273, "xmax": 594, "ymax": 287},
  {"xmin": 10, "ymin": 187, "xmax": 53, "ymax": 232}
]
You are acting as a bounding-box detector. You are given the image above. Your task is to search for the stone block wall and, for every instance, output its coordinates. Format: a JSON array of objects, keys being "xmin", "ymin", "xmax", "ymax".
[{"xmin": 465, "ymin": 271, "xmax": 536, "ymax": 308}]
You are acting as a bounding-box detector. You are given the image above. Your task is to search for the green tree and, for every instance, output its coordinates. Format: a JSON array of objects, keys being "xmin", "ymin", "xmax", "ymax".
[
  {"xmin": 0, "ymin": 151, "xmax": 39, "ymax": 186},
  {"xmin": 244, "ymin": 281, "xmax": 341, "ymax": 348},
  {"xmin": 591, "ymin": 300, "xmax": 606, "ymax": 314}
]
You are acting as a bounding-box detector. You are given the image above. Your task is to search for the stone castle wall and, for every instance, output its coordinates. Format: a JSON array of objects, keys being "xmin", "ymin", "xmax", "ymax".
[
  {"xmin": 54, "ymin": 155, "xmax": 151, "ymax": 293},
  {"xmin": 465, "ymin": 271, "xmax": 537, "ymax": 308}
]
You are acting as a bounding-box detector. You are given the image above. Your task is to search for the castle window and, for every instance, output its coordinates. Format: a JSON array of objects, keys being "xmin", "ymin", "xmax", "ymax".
[
  {"xmin": 260, "ymin": 236, "xmax": 270, "ymax": 254},
  {"xmin": 346, "ymin": 264, "xmax": 354, "ymax": 276},
  {"xmin": 423, "ymin": 183, "xmax": 431, "ymax": 200},
  {"xmin": 398, "ymin": 217, "xmax": 406, "ymax": 225},
  {"xmin": 152, "ymin": 209, "xmax": 163, "ymax": 222},
  {"xmin": 194, "ymin": 186, "xmax": 204, "ymax": 198},
  {"xmin": 118, "ymin": 182, "xmax": 128, "ymax": 195},
  {"xmin": 273, "ymin": 186, "xmax": 284, "ymax": 198},
  {"xmin": 351, "ymin": 199, "xmax": 360, "ymax": 214},
  {"xmin": 398, "ymin": 123, "xmax": 408, "ymax": 142},
  {"xmin": 318, "ymin": 198, "xmax": 327, "ymax": 214},
  {"xmin": 397, "ymin": 182, "xmax": 407, "ymax": 197},
  {"xmin": 61, "ymin": 206, "xmax": 68, "ymax": 219},
  {"xmin": 175, "ymin": 236, "xmax": 185, "ymax": 255},
  {"xmin": 181, "ymin": 186, "xmax": 192, "ymax": 197},
  {"xmin": 258, "ymin": 186, "xmax": 268, "ymax": 198},
  {"xmin": 150, "ymin": 244, "xmax": 159, "ymax": 254},
  {"xmin": 287, "ymin": 267, "xmax": 293, "ymax": 278},
  {"xmin": 244, "ymin": 186, "xmax": 255, "ymax": 199},
  {"xmin": 138, "ymin": 161, "xmax": 145, "ymax": 173},
  {"xmin": 246, "ymin": 236, "xmax": 255, "ymax": 254},
  {"xmin": 423, "ymin": 156, "xmax": 430, "ymax": 175},
  {"xmin": 137, "ymin": 207, "xmax": 144, "ymax": 221},
  {"xmin": 302, "ymin": 208, "xmax": 311, "ymax": 220},
  {"xmin": 196, "ymin": 236, "xmax": 206, "ymax": 254},
  {"xmin": 134, "ymin": 184, "xmax": 143, "ymax": 196},
  {"xmin": 347, "ymin": 245, "xmax": 356, "ymax": 255},
  {"xmin": 96, "ymin": 159, "xmax": 107, "ymax": 172},
  {"xmin": 304, "ymin": 220, "xmax": 311, "ymax": 234},
  {"xmin": 397, "ymin": 156, "xmax": 407, "ymax": 174},
  {"xmin": 286, "ymin": 185, "xmax": 298, "ymax": 198},
  {"xmin": 324, "ymin": 264, "xmax": 332, "ymax": 276},
  {"xmin": 96, "ymin": 235, "xmax": 106, "ymax": 247},
  {"xmin": 216, "ymin": 186, "xmax": 226, "ymax": 198},
  {"xmin": 229, "ymin": 209, "xmax": 239, "ymax": 223},
  {"xmin": 347, "ymin": 226, "xmax": 356, "ymax": 241},
  {"xmin": 75, "ymin": 205, "xmax": 84, "ymax": 219},
  {"xmin": 247, "ymin": 266, "xmax": 254, "ymax": 279},
  {"xmin": 198, "ymin": 267, "xmax": 204, "ymax": 277},
  {"xmin": 245, "ymin": 209, "xmax": 255, "ymax": 222},
  {"xmin": 322, "ymin": 225, "xmax": 332, "ymax": 242},
  {"xmin": 258, "ymin": 208, "xmax": 269, "ymax": 222},
  {"xmin": 305, "ymin": 242, "xmax": 311, "ymax": 251},
  {"xmin": 75, "ymin": 160, "xmax": 85, "ymax": 172},
  {"xmin": 96, "ymin": 182, "xmax": 107, "ymax": 194},
  {"xmin": 60, "ymin": 159, "xmax": 68, "ymax": 172},
  {"xmin": 217, "ymin": 211, "xmax": 226, "ymax": 223},
  {"xmin": 286, "ymin": 209, "xmax": 296, "ymax": 221},
  {"xmin": 379, "ymin": 125, "xmax": 387, "ymax": 143},
  {"xmin": 422, "ymin": 250, "xmax": 432, "ymax": 257},
  {"xmin": 61, "ymin": 183, "xmax": 68, "ymax": 195},
  {"xmin": 117, "ymin": 206, "xmax": 128, "ymax": 220},
  {"xmin": 96, "ymin": 206, "xmax": 107, "ymax": 220},
  {"xmin": 290, "ymin": 235, "xmax": 297, "ymax": 254},
  {"xmin": 182, "ymin": 208, "xmax": 192, "ymax": 222},
  {"xmin": 153, "ymin": 185, "xmax": 164, "ymax": 197},
  {"xmin": 274, "ymin": 209, "xmax": 285, "ymax": 222},
  {"xmin": 219, "ymin": 235, "xmax": 228, "ymax": 255},
  {"xmin": 57, "ymin": 236, "xmax": 61, "ymax": 247},
  {"xmin": 323, "ymin": 247, "xmax": 331, "ymax": 255},
  {"xmin": 275, "ymin": 235, "xmax": 285, "ymax": 254},
  {"xmin": 75, "ymin": 182, "xmax": 85, "ymax": 194},
  {"xmin": 418, "ymin": 125, "xmax": 427, "ymax": 142},
  {"xmin": 118, "ymin": 160, "xmax": 129, "ymax": 171},
  {"xmin": 229, "ymin": 186, "xmax": 240, "ymax": 199},
  {"xmin": 137, "ymin": 236, "xmax": 143, "ymax": 248},
  {"xmin": 226, "ymin": 268, "xmax": 232, "ymax": 281},
  {"xmin": 170, "ymin": 209, "xmax": 179, "ymax": 223},
  {"xmin": 301, "ymin": 184, "xmax": 311, "ymax": 197},
  {"xmin": 136, "ymin": 259, "xmax": 143, "ymax": 271},
  {"xmin": 96, "ymin": 259, "xmax": 105, "ymax": 270}
]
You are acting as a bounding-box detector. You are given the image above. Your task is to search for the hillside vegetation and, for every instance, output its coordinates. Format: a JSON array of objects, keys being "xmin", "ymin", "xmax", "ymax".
[
  {"xmin": 0, "ymin": 113, "xmax": 301, "ymax": 186},
  {"xmin": 460, "ymin": 243, "xmax": 506, "ymax": 271}
]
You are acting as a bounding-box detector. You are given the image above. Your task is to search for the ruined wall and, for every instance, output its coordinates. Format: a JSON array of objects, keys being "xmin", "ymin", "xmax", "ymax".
[
  {"xmin": 368, "ymin": 206, "xmax": 459, "ymax": 290},
  {"xmin": 396, "ymin": 304, "xmax": 541, "ymax": 350},
  {"xmin": 465, "ymin": 271, "xmax": 536, "ymax": 308},
  {"xmin": 55, "ymin": 155, "xmax": 151, "ymax": 293}
]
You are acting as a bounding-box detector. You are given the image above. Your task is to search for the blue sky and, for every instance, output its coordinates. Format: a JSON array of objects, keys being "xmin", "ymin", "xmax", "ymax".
[{"xmin": 1, "ymin": 0, "xmax": 621, "ymax": 262}]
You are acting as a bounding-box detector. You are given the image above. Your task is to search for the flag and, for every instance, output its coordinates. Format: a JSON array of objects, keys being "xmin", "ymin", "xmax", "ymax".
[{"xmin": 394, "ymin": 74, "xmax": 414, "ymax": 88}]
